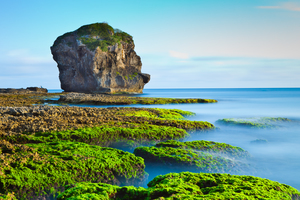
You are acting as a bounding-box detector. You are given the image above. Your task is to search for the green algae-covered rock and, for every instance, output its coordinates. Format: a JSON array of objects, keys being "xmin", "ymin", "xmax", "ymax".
[
  {"xmin": 57, "ymin": 172, "xmax": 300, "ymax": 200},
  {"xmin": 216, "ymin": 117, "xmax": 293, "ymax": 129},
  {"xmin": 134, "ymin": 140, "xmax": 251, "ymax": 174},
  {"xmin": 0, "ymin": 140, "xmax": 146, "ymax": 199},
  {"xmin": 1, "ymin": 107, "xmax": 214, "ymax": 151},
  {"xmin": 0, "ymin": 193, "xmax": 17, "ymax": 200},
  {"xmin": 30, "ymin": 124, "xmax": 189, "ymax": 151}
]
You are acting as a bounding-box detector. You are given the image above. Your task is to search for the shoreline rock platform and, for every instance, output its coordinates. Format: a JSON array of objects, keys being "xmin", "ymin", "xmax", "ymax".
[
  {"xmin": 0, "ymin": 93, "xmax": 299, "ymax": 199},
  {"xmin": 54, "ymin": 92, "xmax": 218, "ymax": 105}
]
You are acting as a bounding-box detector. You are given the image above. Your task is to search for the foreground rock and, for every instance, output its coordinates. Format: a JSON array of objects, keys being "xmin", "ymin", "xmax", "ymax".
[
  {"xmin": 0, "ymin": 140, "xmax": 146, "ymax": 199},
  {"xmin": 50, "ymin": 22, "xmax": 150, "ymax": 93},
  {"xmin": 57, "ymin": 172, "xmax": 300, "ymax": 200}
]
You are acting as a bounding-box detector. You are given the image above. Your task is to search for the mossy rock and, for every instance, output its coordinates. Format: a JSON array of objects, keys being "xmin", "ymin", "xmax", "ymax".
[
  {"xmin": 134, "ymin": 140, "xmax": 251, "ymax": 174},
  {"xmin": 120, "ymin": 108, "xmax": 195, "ymax": 120},
  {"xmin": 20, "ymin": 123, "xmax": 189, "ymax": 151},
  {"xmin": 0, "ymin": 193, "xmax": 17, "ymax": 200},
  {"xmin": 1, "ymin": 107, "xmax": 214, "ymax": 151},
  {"xmin": 0, "ymin": 140, "xmax": 146, "ymax": 199},
  {"xmin": 216, "ymin": 117, "xmax": 293, "ymax": 129},
  {"xmin": 57, "ymin": 172, "xmax": 300, "ymax": 200}
]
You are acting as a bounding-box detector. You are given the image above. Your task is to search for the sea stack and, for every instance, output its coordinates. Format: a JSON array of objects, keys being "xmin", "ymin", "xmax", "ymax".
[{"xmin": 50, "ymin": 23, "xmax": 150, "ymax": 93}]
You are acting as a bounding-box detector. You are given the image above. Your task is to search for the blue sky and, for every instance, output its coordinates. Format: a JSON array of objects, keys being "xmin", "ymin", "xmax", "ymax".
[{"xmin": 0, "ymin": 0, "xmax": 299, "ymax": 89}]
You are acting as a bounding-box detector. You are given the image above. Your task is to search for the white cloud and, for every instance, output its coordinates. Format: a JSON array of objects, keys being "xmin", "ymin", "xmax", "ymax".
[
  {"xmin": 258, "ymin": 2, "xmax": 300, "ymax": 11},
  {"xmin": 169, "ymin": 50, "xmax": 189, "ymax": 59}
]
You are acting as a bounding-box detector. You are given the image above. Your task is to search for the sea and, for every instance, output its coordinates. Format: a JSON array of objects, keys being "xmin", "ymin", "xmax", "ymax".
[{"xmin": 48, "ymin": 88, "xmax": 300, "ymax": 189}]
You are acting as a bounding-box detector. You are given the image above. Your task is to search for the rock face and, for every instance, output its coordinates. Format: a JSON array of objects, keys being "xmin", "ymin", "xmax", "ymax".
[{"xmin": 50, "ymin": 23, "xmax": 150, "ymax": 93}]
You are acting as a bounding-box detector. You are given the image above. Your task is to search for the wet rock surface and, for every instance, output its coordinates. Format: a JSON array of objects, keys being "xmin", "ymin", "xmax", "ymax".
[{"xmin": 50, "ymin": 23, "xmax": 150, "ymax": 93}]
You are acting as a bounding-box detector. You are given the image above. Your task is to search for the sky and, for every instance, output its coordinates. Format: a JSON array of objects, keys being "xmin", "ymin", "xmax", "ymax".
[{"xmin": 0, "ymin": 0, "xmax": 299, "ymax": 89}]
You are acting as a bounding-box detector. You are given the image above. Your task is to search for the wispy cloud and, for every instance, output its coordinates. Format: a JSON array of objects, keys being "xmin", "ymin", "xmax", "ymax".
[
  {"xmin": 258, "ymin": 2, "xmax": 300, "ymax": 11},
  {"xmin": 169, "ymin": 50, "xmax": 189, "ymax": 59},
  {"xmin": 5, "ymin": 49, "xmax": 53, "ymax": 65}
]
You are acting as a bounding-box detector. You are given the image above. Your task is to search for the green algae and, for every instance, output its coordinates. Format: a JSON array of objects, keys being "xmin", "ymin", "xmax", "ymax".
[
  {"xmin": 216, "ymin": 117, "xmax": 293, "ymax": 129},
  {"xmin": 0, "ymin": 141, "xmax": 146, "ymax": 199},
  {"xmin": 115, "ymin": 108, "xmax": 214, "ymax": 132},
  {"xmin": 134, "ymin": 140, "xmax": 251, "ymax": 174},
  {"xmin": 52, "ymin": 23, "xmax": 133, "ymax": 51},
  {"xmin": 120, "ymin": 108, "xmax": 195, "ymax": 120},
  {"xmin": 57, "ymin": 172, "xmax": 300, "ymax": 200},
  {"xmin": 0, "ymin": 193, "xmax": 17, "ymax": 200}
]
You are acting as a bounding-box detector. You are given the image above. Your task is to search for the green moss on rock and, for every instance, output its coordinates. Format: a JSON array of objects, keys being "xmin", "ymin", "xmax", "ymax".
[
  {"xmin": 57, "ymin": 172, "xmax": 300, "ymax": 200},
  {"xmin": 26, "ymin": 123, "xmax": 189, "ymax": 151},
  {"xmin": 0, "ymin": 140, "xmax": 146, "ymax": 199},
  {"xmin": 134, "ymin": 140, "xmax": 251, "ymax": 174},
  {"xmin": 52, "ymin": 23, "xmax": 133, "ymax": 51},
  {"xmin": 0, "ymin": 107, "xmax": 214, "ymax": 151},
  {"xmin": 0, "ymin": 193, "xmax": 17, "ymax": 200},
  {"xmin": 120, "ymin": 108, "xmax": 195, "ymax": 120}
]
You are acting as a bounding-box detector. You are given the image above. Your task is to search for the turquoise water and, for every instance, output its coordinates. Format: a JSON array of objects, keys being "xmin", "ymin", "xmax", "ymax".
[{"xmin": 49, "ymin": 88, "xmax": 300, "ymax": 189}]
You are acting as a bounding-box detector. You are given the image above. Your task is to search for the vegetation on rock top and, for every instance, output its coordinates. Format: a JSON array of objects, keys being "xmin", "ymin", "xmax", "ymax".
[
  {"xmin": 57, "ymin": 172, "xmax": 300, "ymax": 200},
  {"xmin": 52, "ymin": 22, "xmax": 134, "ymax": 51}
]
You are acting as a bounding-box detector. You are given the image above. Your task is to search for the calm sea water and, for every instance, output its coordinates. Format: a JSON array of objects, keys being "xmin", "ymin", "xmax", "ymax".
[{"xmin": 49, "ymin": 88, "xmax": 300, "ymax": 189}]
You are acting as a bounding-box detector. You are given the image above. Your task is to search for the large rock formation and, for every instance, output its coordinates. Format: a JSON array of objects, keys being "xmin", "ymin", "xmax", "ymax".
[{"xmin": 50, "ymin": 23, "xmax": 150, "ymax": 93}]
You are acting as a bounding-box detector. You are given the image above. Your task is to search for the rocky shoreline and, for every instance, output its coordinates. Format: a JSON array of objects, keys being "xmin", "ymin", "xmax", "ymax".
[{"xmin": 1, "ymin": 93, "xmax": 300, "ymax": 199}]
